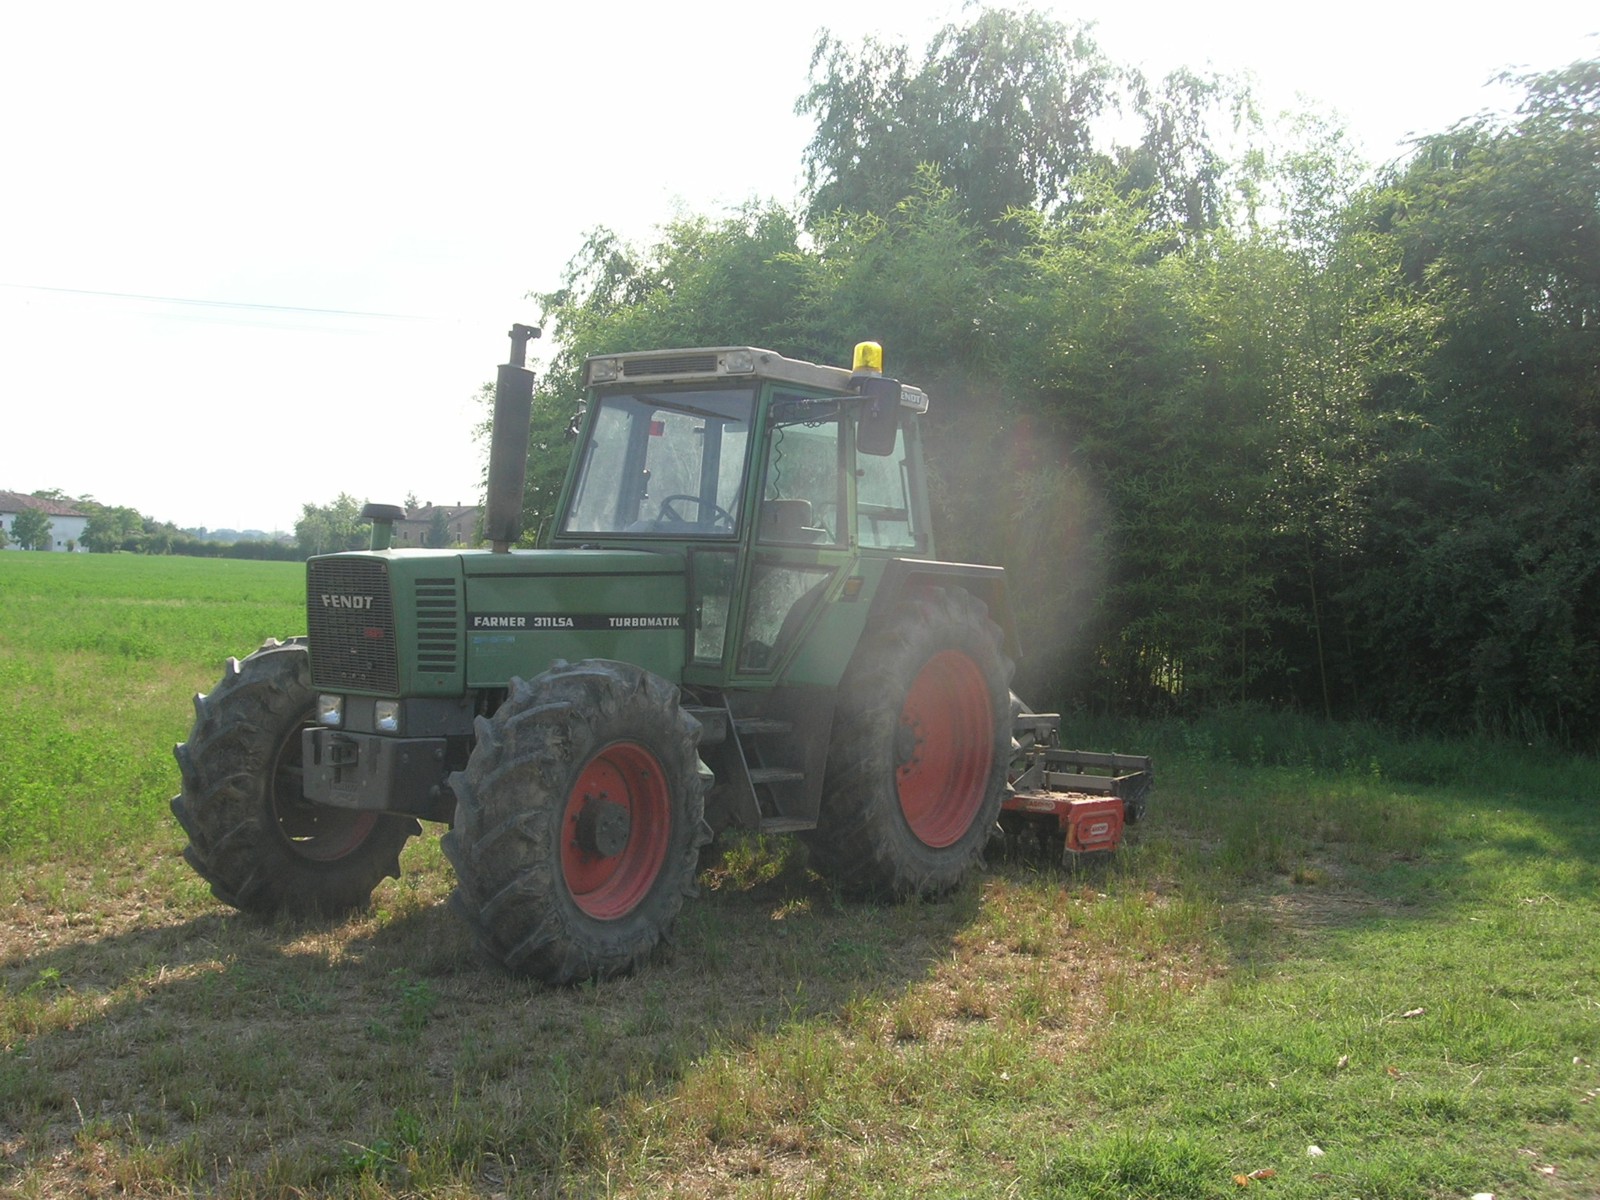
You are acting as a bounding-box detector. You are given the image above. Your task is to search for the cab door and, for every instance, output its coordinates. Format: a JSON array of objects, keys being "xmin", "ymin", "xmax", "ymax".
[{"xmin": 730, "ymin": 393, "xmax": 853, "ymax": 681}]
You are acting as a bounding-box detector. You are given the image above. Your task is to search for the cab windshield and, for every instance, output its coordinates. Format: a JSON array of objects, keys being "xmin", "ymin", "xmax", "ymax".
[{"xmin": 561, "ymin": 388, "xmax": 755, "ymax": 537}]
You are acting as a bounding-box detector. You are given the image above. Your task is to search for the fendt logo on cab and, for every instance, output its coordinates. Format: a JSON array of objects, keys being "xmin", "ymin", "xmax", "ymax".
[{"xmin": 320, "ymin": 594, "xmax": 375, "ymax": 610}]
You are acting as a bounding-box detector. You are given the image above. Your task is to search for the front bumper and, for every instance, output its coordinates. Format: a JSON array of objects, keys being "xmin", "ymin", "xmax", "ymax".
[{"xmin": 301, "ymin": 728, "xmax": 454, "ymax": 821}]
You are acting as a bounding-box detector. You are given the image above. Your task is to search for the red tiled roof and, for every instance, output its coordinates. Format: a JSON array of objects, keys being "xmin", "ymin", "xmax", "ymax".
[{"xmin": 0, "ymin": 491, "xmax": 87, "ymax": 518}]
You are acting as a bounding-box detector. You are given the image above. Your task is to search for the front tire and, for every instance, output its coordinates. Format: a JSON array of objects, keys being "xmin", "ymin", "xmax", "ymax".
[
  {"xmin": 805, "ymin": 587, "xmax": 1013, "ymax": 897},
  {"xmin": 171, "ymin": 638, "xmax": 417, "ymax": 917},
  {"xmin": 441, "ymin": 660, "xmax": 707, "ymax": 984}
]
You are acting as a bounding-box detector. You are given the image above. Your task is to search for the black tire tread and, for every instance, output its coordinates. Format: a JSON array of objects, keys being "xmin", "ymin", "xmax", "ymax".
[
  {"xmin": 170, "ymin": 638, "xmax": 416, "ymax": 917},
  {"xmin": 805, "ymin": 588, "xmax": 1013, "ymax": 898},
  {"xmin": 441, "ymin": 660, "xmax": 708, "ymax": 984}
]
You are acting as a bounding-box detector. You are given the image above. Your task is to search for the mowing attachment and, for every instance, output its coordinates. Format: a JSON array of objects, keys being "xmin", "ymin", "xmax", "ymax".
[{"xmin": 999, "ymin": 706, "xmax": 1153, "ymax": 864}]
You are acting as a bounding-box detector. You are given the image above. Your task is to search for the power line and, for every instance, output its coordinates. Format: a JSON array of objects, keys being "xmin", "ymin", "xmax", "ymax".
[{"xmin": 0, "ymin": 281, "xmax": 434, "ymax": 322}]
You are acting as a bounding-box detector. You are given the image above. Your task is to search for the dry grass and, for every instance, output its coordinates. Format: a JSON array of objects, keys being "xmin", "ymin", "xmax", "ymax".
[{"xmin": 0, "ymin": 833, "xmax": 1214, "ymax": 1198}]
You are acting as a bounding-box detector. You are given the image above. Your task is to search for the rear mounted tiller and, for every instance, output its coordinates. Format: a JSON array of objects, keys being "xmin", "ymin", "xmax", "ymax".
[{"xmin": 999, "ymin": 710, "xmax": 1153, "ymax": 863}]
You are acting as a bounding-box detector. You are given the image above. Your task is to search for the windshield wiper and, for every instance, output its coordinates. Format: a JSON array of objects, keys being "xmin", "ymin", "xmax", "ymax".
[
  {"xmin": 772, "ymin": 396, "xmax": 845, "ymax": 426},
  {"xmin": 630, "ymin": 394, "xmax": 749, "ymax": 423}
]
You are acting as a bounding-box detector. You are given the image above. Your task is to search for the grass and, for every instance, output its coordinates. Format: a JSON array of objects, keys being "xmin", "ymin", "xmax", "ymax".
[
  {"xmin": 0, "ymin": 554, "xmax": 306, "ymax": 855},
  {"xmin": 1, "ymin": 554, "xmax": 1597, "ymax": 1196}
]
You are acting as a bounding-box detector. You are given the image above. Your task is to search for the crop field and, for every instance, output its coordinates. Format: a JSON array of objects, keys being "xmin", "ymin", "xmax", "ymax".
[{"xmin": 1, "ymin": 553, "xmax": 1597, "ymax": 1198}]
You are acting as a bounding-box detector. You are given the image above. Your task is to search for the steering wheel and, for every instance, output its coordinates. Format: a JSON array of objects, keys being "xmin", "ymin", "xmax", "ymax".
[{"xmin": 657, "ymin": 494, "xmax": 735, "ymax": 531}]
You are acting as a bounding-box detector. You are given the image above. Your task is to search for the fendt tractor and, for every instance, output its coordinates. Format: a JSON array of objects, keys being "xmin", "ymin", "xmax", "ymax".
[{"xmin": 172, "ymin": 327, "xmax": 1152, "ymax": 984}]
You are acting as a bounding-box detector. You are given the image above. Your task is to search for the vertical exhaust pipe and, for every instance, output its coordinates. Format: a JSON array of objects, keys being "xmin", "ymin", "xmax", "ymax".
[{"xmin": 484, "ymin": 323, "xmax": 541, "ymax": 553}]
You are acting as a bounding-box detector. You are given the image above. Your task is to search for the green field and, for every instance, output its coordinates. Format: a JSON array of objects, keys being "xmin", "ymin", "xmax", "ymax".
[
  {"xmin": 1, "ymin": 554, "xmax": 1597, "ymax": 1198},
  {"xmin": 0, "ymin": 555, "xmax": 307, "ymax": 856}
]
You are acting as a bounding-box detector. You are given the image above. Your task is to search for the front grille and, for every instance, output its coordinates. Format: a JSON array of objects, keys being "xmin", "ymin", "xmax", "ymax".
[
  {"xmin": 623, "ymin": 353, "xmax": 718, "ymax": 377},
  {"xmin": 307, "ymin": 558, "xmax": 399, "ymax": 693},
  {"xmin": 414, "ymin": 576, "xmax": 460, "ymax": 673}
]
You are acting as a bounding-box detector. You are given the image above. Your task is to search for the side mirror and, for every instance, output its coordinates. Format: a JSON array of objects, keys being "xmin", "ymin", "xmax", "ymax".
[{"xmin": 855, "ymin": 375, "xmax": 901, "ymax": 456}]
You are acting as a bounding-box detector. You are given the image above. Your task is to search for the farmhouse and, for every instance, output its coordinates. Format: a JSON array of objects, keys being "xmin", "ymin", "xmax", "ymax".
[
  {"xmin": 0, "ymin": 491, "xmax": 89, "ymax": 552},
  {"xmin": 393, "ymin": 502, "xmax": 479, "ymax": 548}
]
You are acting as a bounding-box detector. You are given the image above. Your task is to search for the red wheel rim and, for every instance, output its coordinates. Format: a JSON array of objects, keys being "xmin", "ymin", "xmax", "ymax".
[
  {"xmin": 896, "ymin": 650, "xmax": 994, "ymax": 848},
  {"xmin": 270, "ymin": 714, "xmax": 378, "ymax": 862},
  {"xmin": 561, "ymin": 742, "xmax": 671, "ymax": 920}
]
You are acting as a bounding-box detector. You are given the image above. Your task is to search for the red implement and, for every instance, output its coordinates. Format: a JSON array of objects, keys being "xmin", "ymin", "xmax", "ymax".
[{"xmin": 1000, "ymin": 713, "xmax": 1153, "ymax": 861}]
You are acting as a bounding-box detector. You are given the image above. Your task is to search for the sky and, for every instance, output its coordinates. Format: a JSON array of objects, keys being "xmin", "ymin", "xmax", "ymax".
[{"xmin": 2, "ymin": 1, "xmax": 1594, "ymax": 537}]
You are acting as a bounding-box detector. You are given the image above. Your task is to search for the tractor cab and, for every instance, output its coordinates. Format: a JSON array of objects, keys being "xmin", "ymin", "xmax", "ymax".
[{"xmin": 552, "ymin": 345, "xmax": 937, "ymax": 685}]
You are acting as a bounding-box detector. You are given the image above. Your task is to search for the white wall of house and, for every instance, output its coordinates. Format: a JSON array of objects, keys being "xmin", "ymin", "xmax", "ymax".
[{"xmin": 0, "ymin": 510, "xmax": 89, "ymax": 551}]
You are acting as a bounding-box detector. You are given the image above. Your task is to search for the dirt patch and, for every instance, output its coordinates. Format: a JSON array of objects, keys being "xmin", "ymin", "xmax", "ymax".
[{"xmin": 1234, "ymin": 857, "xmax": 1411, "ymax": 940}]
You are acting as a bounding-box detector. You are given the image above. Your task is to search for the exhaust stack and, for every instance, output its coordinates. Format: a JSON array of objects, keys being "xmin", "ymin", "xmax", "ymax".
[{"xmin": 484, "ymin": 323, "xmax": 541, "ymax": 553}]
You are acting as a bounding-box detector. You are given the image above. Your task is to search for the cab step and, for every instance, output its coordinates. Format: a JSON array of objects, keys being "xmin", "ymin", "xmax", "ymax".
[
  {"xmin": 757, "ymin": 817, "xmax": 815, "ymax": 834},
  {"xmin": 736, "ymin": 717, "xmax": 793, "ymax": 737},
  {"xmin": 749, "ymin": 766, "xmax": 805, "ymax": 786}
]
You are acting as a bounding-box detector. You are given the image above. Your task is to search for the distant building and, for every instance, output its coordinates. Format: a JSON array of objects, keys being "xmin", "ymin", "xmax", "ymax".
[
  {"xmin": 393, "ymin": 502, "xmax": 480, "ymax": 549},
  {"xmin": 0, "ymin": 491, "xmax": 89, "ymax": 552}
]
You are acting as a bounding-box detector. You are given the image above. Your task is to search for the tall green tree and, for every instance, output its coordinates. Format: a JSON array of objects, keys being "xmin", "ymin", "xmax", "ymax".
[
  {"xmin": 1115, "ymin": 66, "xmax": 1259, "ymax": 244},
  {"xmin": 1221, "ymin": 117, "xmax": 1404, "ymax": 719},
  {"xmin": 1337, "ymin": 59, "xmax": 1600, "ymax": 738},
  {"xmin": 11, "ymin": 507, "xmax": 53, "ymax": 551},
  {"xmin": 987, "ymin": 181, "xmax": 1296, "ymax": 711},
  {"xmin": 797, "ymin": 8, "xmax": 1117, "ymax": 229},
  {"xmin": 427, "ymin": 506, "xmax": 452, "ymax": 548},
  {"xmin": 80, "ymin": 505, "xmax": 146, "ymax": 553},
  {"xmin": 294, "ymin": 494, "xmax": 369, "ymax": 557}
]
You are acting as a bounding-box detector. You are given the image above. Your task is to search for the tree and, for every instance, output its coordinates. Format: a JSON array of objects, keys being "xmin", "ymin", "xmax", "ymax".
[
  {"xmin": 797, "ymin": 8, "xmax": 1117, "ymax": 229},
  {"xmin": 295, "ymin": 494, "xmax": 369, "ymax": 557},
  {"xmin": 427, "ymin": 507, "xmax": 452, "ymax": 548},
  {"xmin": 145, "ymin": 522, "xmax": 175, "ymax": 555},
  {"xmin": 1114, "ymin": 66, "xmax": 1259, "ymax": 245},
  {"xmin": 1331, "ymin": 58, "xmax": 1600, "ymax": 738},
  {"xmin": 982, "ymin": 181, "xmax": 1301, "ymax": 712},
  {"xmin": 81, "ymin": 505, "xmax": 146, "ymax": 553},
  {"xmin": 11, "ymin": 507, "xmax": 53, "ymax": 551},
  {"xmin": 797, "ymin": 9, "xmax": 1262, "ymax": 248}
]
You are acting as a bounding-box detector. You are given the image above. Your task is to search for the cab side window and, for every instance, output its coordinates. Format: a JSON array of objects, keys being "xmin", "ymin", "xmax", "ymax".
[
  {"xmin": 739, "ymin": 398, "xmax": 844, "ymax": 672},
  {"xmin": 757, "ymin": 399, "xmax": 842, "ymax": 546},
  {"xmin": 856, "ymin": 424, "xmax": 919, "ymax": 550}
]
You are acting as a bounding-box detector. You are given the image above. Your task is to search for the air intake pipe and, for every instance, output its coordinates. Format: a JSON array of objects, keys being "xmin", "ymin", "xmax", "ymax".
[{"xmin": 484, "ymin": 323, "xmax": 541, "ymax": 553}]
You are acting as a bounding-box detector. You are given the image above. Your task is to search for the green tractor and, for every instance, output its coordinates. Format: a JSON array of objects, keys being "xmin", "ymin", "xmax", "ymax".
[{"xmin": 173, "ymin": 327, "xmax": 1149, "ymax": 983}]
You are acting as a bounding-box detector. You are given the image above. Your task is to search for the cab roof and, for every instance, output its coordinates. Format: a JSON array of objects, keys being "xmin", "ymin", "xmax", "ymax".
[{"xmin": 583, "ymin": 347, "xmax": 853, "ymax": 393}]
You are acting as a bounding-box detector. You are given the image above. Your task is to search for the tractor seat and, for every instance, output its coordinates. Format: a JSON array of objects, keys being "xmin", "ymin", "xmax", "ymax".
[{"xmin": 761, "ymin": 499, "xmax": 828, "ymax": 544}]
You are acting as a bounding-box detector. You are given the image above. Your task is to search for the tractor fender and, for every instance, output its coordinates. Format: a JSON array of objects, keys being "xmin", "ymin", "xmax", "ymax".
[{"xmin": 864, "ymin": 558, "xmax": 1021, "ymax": 664}]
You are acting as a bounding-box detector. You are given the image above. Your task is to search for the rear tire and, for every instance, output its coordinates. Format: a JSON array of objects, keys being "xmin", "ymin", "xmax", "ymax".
[
  {"xmin": 805, "ymin": 588, "xmax": 1013, "ymax": 897},
  {"xmin": 171, "ymin": 638, "xmax": 417, "ymax": 917},
  {"xmin": 442, "ymin": 660, "xmax": 707, "ymax": 984}
]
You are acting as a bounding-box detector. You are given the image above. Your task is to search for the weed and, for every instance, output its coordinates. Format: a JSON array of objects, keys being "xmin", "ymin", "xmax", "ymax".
[{"xmin": 364, "ymin": 973, "xmax": 439, "ymax": 1042}]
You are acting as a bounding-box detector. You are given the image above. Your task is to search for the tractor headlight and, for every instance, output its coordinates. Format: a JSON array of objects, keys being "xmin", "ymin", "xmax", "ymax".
[
  {"xmin": 317, "ymin": 695, "xmax": 345, "ymax": 728},
  {"xmin": 587, "ymin": 357, "xmax": 620, "ymax": 384},
  {"xmin": 374, "ymin": 700, "xmax": 402, "ymax": 734},
  {"xmin": 722, "ymin": 349, "xmax": 755, "ymax": 374}
]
